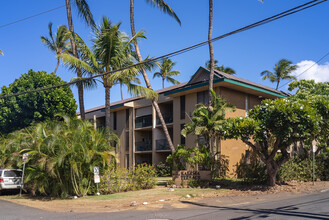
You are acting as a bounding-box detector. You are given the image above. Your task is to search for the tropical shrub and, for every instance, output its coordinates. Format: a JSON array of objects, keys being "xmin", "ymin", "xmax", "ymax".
[
  {"xmin": 235, "ymin": 151, "xmax": 267, "ymax": 183},
  {"xmin": 0, "ymin": 116, "xmax": 118, "ymax": 198},
  {"xmin": 278, "ymin": 157, "xmax": 313, "ymax": 182},
  {"xmin": 100, "ymin": 164, "xmax": 157, "ymax": 194},
  {"xmin": 154, "ymin": 162, "xmax": 171, "ymax": 177}
]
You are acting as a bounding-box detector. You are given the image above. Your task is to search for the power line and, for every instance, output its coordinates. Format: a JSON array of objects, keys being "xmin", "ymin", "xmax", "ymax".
[
  {"xmin": 0, "ymin": 5, "xmax": 66, "ymax": 29},
  {"xmin": 0, "ymin": 0, "xmax": 327, "ymax": 99},
  {"xmin": 279, "ymin": 51, "xmax": 329, "ymax": 89}
]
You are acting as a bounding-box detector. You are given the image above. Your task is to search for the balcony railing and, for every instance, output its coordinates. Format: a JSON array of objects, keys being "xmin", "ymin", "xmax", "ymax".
[
  {"xmin": 135, "ymin": 115, "xmax": 152, "ymax": 129},
  {"xmin": 156, "ymin": 113, "xmax": 173, "ymax": 125},
  {"xmin": 135, "ymin": 140, "xmax": 152, "ymax": 152},
  {"xmin": 156, "ymin": 139, "xmax": 171, "ymax": 151}
]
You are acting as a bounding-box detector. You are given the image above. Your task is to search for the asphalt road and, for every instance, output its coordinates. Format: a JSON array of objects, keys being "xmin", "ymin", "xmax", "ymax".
[{"xmin": 1, "ymin": 190, "xmax": 329, "ymax": 220}]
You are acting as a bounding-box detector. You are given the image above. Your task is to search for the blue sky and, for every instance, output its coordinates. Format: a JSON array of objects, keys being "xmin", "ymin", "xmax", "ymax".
[{"xmin": 0, "ymin": 0, "xmax": 328, "ymax": 110}]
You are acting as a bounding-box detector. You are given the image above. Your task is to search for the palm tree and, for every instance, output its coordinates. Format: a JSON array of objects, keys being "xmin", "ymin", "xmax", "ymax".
[
  {"xmin": 182, "ymin": 89, "xmax": 234, "ymax": 153},
  {"xmin": 65, "ymin": 0, "xmax": 95, "ymax": 119},
  {"xmin": 205, "ymin": 60, "xmax": 236, "ymax": 75},
  {"xmin": 208, "ymin": 0, "xmax": 215, "ymax": 107},
  {"xmin": 130, "ymin": 0, "xmax": 180, "ymax": 152},
  {"xmin": 261, "ymin": 59, "xmax": 297, "ymax": 90},
  {"xmin": 41, "ymin": 23, "xmax": 70, "ymax": 74},
  {"xmin": 153, "ymin": 58, "xmax": 180, "ymax": 89},
  {"xmin": 60, "ymin": 17, "xmax": 156, "ymax": 130}
]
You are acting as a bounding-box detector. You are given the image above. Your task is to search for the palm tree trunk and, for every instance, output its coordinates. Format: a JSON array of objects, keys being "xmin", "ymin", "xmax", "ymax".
[
  {"xmin": 65, "ymin": 0, "xmax": 86, "ymax": 119},
  {"xmin": 130, "ymin": 0, "xmax": 175, "ymax": 152},
  {"xmin": 276, "ymin": 79, "xmax": 280, "ymax": 90},
  {"xmin": 54, "ymin": 58, "xmax": 60, "ymax": 74},
  {"xmin": 105, "ymin": 85, "xmax": 111, "ymax": 129},
  {"xmin": 162, "ymin": 78, "xmax": 165, "ymax": 89},
  {"xmin": 120, "ymin": 82, "xmax": 123, "ymax": 100},
  {"xmin": 208, "ymin": 0, "xmax": 215, "ymax": 107}
]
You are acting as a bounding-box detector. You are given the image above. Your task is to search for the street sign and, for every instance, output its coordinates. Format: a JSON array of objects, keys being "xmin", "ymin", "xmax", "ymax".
[
  {"xmin": 93, "ymin": 166, "xmax": 99, "ymax": 175},
  {"xmin": 94, "ymin": 174, "xmax": 100, "ymax": 183},
  {"xmin": 22, "ymin": 153, "xmax": 28, "ymax": 162}
]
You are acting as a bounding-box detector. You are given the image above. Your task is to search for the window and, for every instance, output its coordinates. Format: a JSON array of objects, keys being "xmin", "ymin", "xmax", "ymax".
[
  {"xmin": 180, "ymin": 124, "xmax": 186, "ymax": 145},
  {"xmin": 180, "ymin": 95, "xmax": 186, "ymax": 119},
  {"xmin": 4, "ymin": 170, "xmax": 22, "ymax": 177},
  {"xmin": 197, "ymin": 91, "xmax": 209, "ymax": 105},
  {"xmin": 113, "ymin": 112, "xmax": 117, "ymax": 130}
]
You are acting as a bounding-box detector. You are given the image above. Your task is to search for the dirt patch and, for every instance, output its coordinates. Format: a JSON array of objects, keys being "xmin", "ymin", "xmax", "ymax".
[{"xmin": 1, "ymin": 181, "xmax": 329, "ymax": 213}]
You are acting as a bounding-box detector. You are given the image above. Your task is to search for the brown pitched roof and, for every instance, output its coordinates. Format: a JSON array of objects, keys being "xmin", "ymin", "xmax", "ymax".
[{"xmin": 82, "ymin": 82, "xmax": 188, "ymax": 114}]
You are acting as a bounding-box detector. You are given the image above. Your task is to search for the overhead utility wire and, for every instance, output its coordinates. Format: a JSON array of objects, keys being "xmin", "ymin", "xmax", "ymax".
[
  {"xmin": 0, "ymin": 0, "xmax": 326, "ymax": 99},
  {"xmin": 0, "ymin": 5, "xmax": 66, "ymax": 29},
  {"xmin": 279, "ymin": 51, "xmax": 329, "ymax": 89}
]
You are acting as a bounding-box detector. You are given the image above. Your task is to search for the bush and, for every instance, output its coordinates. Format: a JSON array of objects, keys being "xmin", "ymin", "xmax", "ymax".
[
  {"xmin": 187, "ymin": 179, "xmax": 210, "ymax": 188},
  {"xmin": 100, "ymin": 164, "xmax": 157, "ymax": 194},
  {"xmin": 154, "ymin": 162, "xmax": 171, "ymax": 177},
  {"xmin": 316, "ymin": 150, "xmax": 329, "ymax": 180},
  {"xmin": 235, "ymin": 151, "xmax": 267, "ymax": 184},
  {"xmin": 278, "ymin": 150, "xmax": 329, "ymax": 182},
  {"xmin": 278, "ymin": 157, "xmax": 313, "ymax": 182}
]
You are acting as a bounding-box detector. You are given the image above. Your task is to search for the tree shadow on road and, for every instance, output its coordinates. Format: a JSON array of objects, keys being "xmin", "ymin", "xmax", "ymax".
[{"xmin": 180, "ymin": 197, "xmax": 329, "ymax": 219}]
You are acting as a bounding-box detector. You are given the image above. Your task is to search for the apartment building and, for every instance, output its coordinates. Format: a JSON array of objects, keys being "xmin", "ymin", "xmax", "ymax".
[{"xmin": 83, "ymin": 67, "xmax": 288, "ymax": 175}]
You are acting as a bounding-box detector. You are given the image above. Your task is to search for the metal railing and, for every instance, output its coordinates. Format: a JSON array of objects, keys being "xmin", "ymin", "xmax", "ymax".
[
  {"xmin": 135, "ymin": 140, "xmax": 152, "ymax": 152},
  {"xmin": 135, "ymin": 115, "xmax": 152, "ymax": 128},
  {"xmin": 156, "ymin": 139, "xmax": 171, "ymax": 151}
]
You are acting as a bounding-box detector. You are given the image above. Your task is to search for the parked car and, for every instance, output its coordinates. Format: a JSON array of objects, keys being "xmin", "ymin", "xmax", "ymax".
[{"xmin": 0, "ymin": 169, "xmax": 22, "ymax": 194}]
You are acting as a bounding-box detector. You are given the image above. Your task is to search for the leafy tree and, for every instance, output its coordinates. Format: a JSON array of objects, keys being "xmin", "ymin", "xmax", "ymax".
[
  {"xmin": 153, "ymin": 58, "xmax": 180, "ymax": 89},
  {"xmin": 41, "ymin": 23, "xmax": 70, "ymax": 74},
  {"xmin": 59, "ymin": 17, "xmax": 156, "ymax": 130},
  {"xmin": 129, "ymin": 0, "xmax": 180, "ymax": 152},
  {"xmin": 205, "ymin": 60, "xmax": 236, "ymax": 75},
  {"xmin": 64, "ymin": 0, "xmax": 96, "ymax": 119},
  {"xmin": 261, "ymin": 59, "xmax": 297, "ymax": 90},
  {"xmin": 288, "ymin": 79, "xmax": 329, "ymax": 99},
  {"xmin": 182, "ymin": 89, "xmax": 234, "ymax": 152},
  {"xmin": 289, "ymin": 80, "xmax": 329, "ymax": 153},
  {"xmin": 0, "ymin": 70, "xmax": 77, "ymax": 135},
  {"xmin": 1, "ymin": 117, "xmax": 118, "ymax": 197},
  {"xmin": 223, "ymin": 99, "xmax": 319, "ymax": 186}
]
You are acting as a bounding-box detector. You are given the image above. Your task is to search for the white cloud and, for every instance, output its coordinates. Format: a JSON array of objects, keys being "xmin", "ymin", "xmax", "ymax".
[{"xmin": 292, "ymin": 60, "xmax": 329, "ymax": 82}]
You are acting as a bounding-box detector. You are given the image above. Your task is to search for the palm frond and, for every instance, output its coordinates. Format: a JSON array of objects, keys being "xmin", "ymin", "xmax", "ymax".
[
  {"xmin": 74, "ymin": 0, "xmax": 96, "ymax": 29},
  {"xmin": 127, "ymin": 83, "xmax": 158, "ymax": 100},
  {"xmin": 145, "ymin": 0, "xmax": 181, "ymax": 25}
]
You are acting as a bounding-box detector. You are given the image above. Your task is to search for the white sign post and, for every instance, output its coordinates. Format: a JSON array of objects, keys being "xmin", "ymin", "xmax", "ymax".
[
  {"xmin": 312, "ymin": 145, "xmax": 316, "ymax": 186},
  {"xmin": 93, "ymin": 166, "xmax": 100, "ymax": 195},
  {"xmin": 20, "ymin": 153, "xmax": 28, "ymax": 197}
]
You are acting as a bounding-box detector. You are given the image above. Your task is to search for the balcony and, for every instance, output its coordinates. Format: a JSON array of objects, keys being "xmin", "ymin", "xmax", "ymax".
[
  {"xmin": 135, "ymin": 115, "xmax": 152, "ymax": 129},
  {"xmin": 135, "ymin": 140, "xmax": 152, "ymax": 152},
  {"xmin": 156, "ymin": 139, "xmax": 171, "ymax": 151},
  {"xmin": 156, "ymin": 113, "xmax": 173, "ymax": 125}
]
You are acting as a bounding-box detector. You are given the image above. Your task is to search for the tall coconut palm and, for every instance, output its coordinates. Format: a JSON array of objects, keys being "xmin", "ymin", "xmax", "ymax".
[
  {"xmin": 41, "ymin": 23, "xmax": 70, "ymax": 74},
  {"xmin": 65, "ymin": 0, "xmax": 95, "ymax": 119},
  {"xmin": 208, "ymin": 0, "xmax": 215, "ymax": 107},
  {"xmin": 153, "ymin": 58, "xmax": 180, "ymax": 89},
  {"xmin": 205, "ymin": 60, "xmax": 236, "ymax": 75},
  {"xmin": 60, "ymin": 17, "xmax": 156, "ymax": 130},
  {"xmin": 130, "ymin": 0, "xmax": 180, "ymax": 152},
  {"xmin": 261, "ymin": 59, "xmax": 297, "ymax": 90}
]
